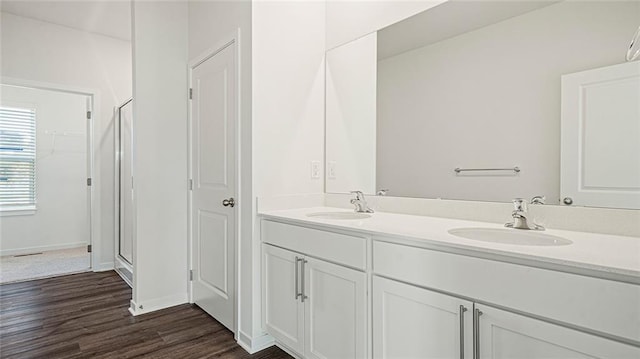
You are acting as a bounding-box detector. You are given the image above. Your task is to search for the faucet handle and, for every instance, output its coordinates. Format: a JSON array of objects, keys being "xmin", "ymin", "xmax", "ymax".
[
  {"xmin": 350, "ymin": 190, "xmax": 365, "ymax": 200},
  {"xmin": 531, "ymin": 195, "xmax": 546, "ymax": 205},
  {"xmin": 512, "ymin": 198, "xmax": 527, "ymax": 212}
]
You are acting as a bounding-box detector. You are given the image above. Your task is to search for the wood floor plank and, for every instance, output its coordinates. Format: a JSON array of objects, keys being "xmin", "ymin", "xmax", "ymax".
[{"xmin": 0, "ymin": 271, "xmax": 292, "ymax": 359}]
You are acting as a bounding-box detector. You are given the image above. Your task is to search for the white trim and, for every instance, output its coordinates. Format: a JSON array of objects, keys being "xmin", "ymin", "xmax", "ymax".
[
  {"xmin": 0, "ymin": 242, "xmax": 87, "ymax": 257},
  {"xmin": 93, "ymin": 261, "xmax": 115, "ymax": 272},
  {"xmin": 237, "ymin": 331, "xmax": 275, "ymax": 354},
  {"xmin": 0, "ymin": 77, "xmax": 101, "ymax": 273},
  {"xmin": 0, "ymin": 207, "xmax": 37, "ymax": 216},
  {"xmin": 235, "ymin": 26, "xmax": 243, "ymax": 342},
  {"xmin": 129, "ymin": 299, "xmax": 138, "ymax": 316},
  {"xmin": 187, "ymin": 29, "xmax": 242, "ymax": 335},
  {"xmin": 0, "ymin": 77, "xmax": 99, "ymax": 97},
  {"xmin": 128, "ymin": 293, "xmax": 188, "ymax": 316}
]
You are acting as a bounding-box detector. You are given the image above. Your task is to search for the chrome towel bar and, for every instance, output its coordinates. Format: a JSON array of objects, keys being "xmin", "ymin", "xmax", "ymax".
[{"xmin": 454, "ymin": 166, "xmax": 520, "ymax": 173}]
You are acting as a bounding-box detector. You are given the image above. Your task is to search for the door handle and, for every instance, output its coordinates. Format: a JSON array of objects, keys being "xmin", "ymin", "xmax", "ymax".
[{"xmin": 222, "ymin": 198, "xmax": 235, "ymax": 207}]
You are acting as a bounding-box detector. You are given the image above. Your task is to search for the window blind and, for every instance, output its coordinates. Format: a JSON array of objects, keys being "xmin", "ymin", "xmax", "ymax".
[{"xmin": 0, "ymin": 106, "xmax": 36, "ymax": 209}]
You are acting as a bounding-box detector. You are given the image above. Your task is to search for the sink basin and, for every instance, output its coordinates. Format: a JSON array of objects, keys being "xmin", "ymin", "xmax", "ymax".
[
  {"xmin": 306, "ymin": 212, "xmax": 372, "ymax": 220},
  {"xmin": 448, "ymin": 227, "xmax": 572, "ymax": 246}
]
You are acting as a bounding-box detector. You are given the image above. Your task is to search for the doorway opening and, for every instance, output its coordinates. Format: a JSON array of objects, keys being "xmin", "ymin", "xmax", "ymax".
[{"xmin": 0, "ymin": 83, "xmax": 94, "ymax": 284}]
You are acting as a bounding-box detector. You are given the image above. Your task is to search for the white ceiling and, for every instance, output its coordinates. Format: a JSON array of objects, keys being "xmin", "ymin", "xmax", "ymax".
[
  {"xmin": 1, "ymin": 0, "xmax": 132, "ymax": 41},
  {"xmin": 378, "ymin": 0, "xmax": 559, "ymax": 60}
]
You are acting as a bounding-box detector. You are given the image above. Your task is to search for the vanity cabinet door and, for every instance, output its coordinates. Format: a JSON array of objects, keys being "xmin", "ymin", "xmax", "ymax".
[
  {"xmin": 476, "ymin": 304, "xmax": 640, "ymax": 359},
  {"xmin": 373, "ymin": 276, "xmax": 473, "ymax": 359},
  {"xmin": 263, "ymin": 245, "xmax": 304, "ymax": 354},
  {"xmin": 304, "ymin": 257, "xmax": 367, "ymax": 359}
]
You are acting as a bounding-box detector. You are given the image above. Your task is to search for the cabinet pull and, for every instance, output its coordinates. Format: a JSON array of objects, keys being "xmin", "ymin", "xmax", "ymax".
[
  {"xmin": 459, "ymin": 305, "xmax": 467, "ymax": 359},
  {"xmin": 301, "ymin": 259, "xmax": 308, "ymax": 302},
  {"xmin": 294, "ymin": 257, "xmax": 302, "ymax": 300},
  {"xmin": 473, "ymin": 308, "xmax": 483, "ymax": 359}
]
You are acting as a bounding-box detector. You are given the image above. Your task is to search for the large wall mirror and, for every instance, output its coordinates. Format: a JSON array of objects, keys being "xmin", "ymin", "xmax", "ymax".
[{"xmin": 325, "ymin": 0, "xmax": 640, "ymax": 209}]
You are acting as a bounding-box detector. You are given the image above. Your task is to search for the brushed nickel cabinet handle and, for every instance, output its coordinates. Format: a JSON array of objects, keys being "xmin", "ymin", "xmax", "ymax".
[
  {"xmin": 301, "ymin": 259, "xmax": 308, "ymax": 302},
  {"xmin": 294, "ymin": 257, "xmax": 302, "ymax": 300},
  {"xmin": 473, "ymin": 308, "xmax": 483, "ymax": 359},
  {"xmin": 460, "ymin": 305, "xmax": 467, "ymax": 359}
]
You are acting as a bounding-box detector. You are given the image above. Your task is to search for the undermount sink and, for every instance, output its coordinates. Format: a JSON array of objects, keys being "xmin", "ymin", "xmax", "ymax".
[
  {"xmin": 448, "ymin": 227, "xmax": 572, "ymax": 246},
  {"xmin": 306, "ymin": 211, "xmax": 372, "ymax": 220}
]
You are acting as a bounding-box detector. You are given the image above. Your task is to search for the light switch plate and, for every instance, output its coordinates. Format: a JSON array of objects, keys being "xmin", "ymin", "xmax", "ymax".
[
  {"xmin": 311, "ymin": 161, "xmax": 321, "ymax": 179},
  {"xmin": 328, "ymin": 161, "xmax": 337, "ymax": 179}
]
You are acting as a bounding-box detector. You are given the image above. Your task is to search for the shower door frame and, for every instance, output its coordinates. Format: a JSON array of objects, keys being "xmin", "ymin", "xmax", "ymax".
[{"xmin": 114, "ymin": 98, "xmax": 134, "ymax": 286}]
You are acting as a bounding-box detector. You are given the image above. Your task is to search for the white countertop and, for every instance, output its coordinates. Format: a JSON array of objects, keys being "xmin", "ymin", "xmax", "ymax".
[{"xmin": 259, "ymin": 207, "xmax": 640, "ymax": 283}]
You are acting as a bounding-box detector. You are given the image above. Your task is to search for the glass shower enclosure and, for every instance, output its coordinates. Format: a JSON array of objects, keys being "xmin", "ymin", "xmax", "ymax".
[{"xmin": 115, "ymin": 98, "xmax": 133, "ymax": 286}]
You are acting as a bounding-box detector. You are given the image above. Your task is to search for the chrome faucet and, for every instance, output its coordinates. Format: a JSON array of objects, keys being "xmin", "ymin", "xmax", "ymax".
[
  {"xmin": 505, "ymin": 198, "xmax": 544, "ymax": 230},
  {"xmin": 350, "ymin": 191, "xmax": 374, "ymax": 213}
]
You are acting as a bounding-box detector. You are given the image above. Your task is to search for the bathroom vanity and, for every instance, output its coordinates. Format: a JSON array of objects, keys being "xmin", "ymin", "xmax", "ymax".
[
  {"xmin": 260, "ymin": 208, "xmax": 640, "ymax": 359},
  {"xmin": 262, "ymin": 1, "xmax": 640, "ymax": 357}
]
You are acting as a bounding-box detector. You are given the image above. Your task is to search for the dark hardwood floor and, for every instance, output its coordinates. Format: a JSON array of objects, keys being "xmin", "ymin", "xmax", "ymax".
[{"xmin": 0, "ymin": 271, "xmax": 292, "ymax": 359}]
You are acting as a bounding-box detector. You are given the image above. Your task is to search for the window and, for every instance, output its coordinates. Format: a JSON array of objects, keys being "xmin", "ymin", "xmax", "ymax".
[{"xmin": 0, "ymin": 106, "xmax": 36, "ymax": 210}]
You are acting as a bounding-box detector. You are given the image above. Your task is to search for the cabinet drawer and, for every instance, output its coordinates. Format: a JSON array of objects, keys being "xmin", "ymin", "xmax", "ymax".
[
  {"xmin": 262, "ymin": 220, "xmax": 367, "ymax": 269},
  {"xmin": 373, "ymin": 240, "xmax": 640, "ymax": 344}
]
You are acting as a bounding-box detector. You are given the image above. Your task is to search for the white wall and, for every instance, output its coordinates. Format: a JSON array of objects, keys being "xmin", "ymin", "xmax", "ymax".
[
  {"xmin": 0, "ymin": 12, "xmax": 132, "ymax": 269},
  {"xmin": 251, "ymin": 0, "xmax": 326, "ymax": 349},
  {"xmin": 376, "ymin": 1, "xmax": 638, "ymax": 203},
  {"xmin": 131, "ymin": 0, "xmax": 188, "ymax": 314},
  {"xmin": 252, "ymin": 1, "xmax": 325, "ymax": 198},
  {"xmin": 326, "ymin": 0, "xmax": 445, "ymax": 49},
  {"xmin": 188, "ymin": 0, "xmax": 255, "ymax": 347},
  {"xmin": 325, "ymin": 32, "xmax": 377, "ymax": 194},
  {"xmin": 0, "ymin": 85, "xmax": 88, "ymax": 256}
]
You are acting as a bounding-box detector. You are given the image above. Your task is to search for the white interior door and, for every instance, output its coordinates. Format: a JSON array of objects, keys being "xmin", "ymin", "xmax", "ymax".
[
  {"xmin": 561, "ymin": 61, "xmax": 640, "ymax": 209},
  {"xmin": 190, "ymin": 41, "xmax": 237, "ymax": 332}
]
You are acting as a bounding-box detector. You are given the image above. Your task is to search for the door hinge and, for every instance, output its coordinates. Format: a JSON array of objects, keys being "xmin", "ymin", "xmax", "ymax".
[
  {"xmin": 87, "ymin": 178, "xmax": 92, "ymax": 186},
  {"xmin": 189, "ymin": 270, "xmax": 193, "ymax": 281},
  {"xmin": 189, "ymin": 88, "xmax": 193, "ymax": 100},
  {"xmin": 188, "ymin": 179, "xmax": 193, "ymax": 191},
  {"xmin": 87, "ymin": 244, "xmax": 92, "ymax": 253},
  {"xmin": 87, "ymin": 110, "xmax": 92, "ymax": 120}
]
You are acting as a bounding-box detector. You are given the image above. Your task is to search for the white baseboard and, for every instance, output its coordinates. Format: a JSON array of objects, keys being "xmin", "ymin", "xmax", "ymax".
[
  {"xmin": 129, "ymin": 300, "xmax": 138, "ymax": 316},
  {"xmin": 93, "ymin": 261, "xmax": 115, "ymax": 272},
  {"xmin": 0, "ymin": 242, "xmax": 87, "ymax": 257},
  {"xmin": 128, "ymin": 293, "xmax": 188, "ymax": 316},
  {"xmin": 274, "ymin": 342, "xmax": 303, "ymax": 359},
  {"xmin": 237, "ymin": 331, "xmax": 275, "ymax": 354}
]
